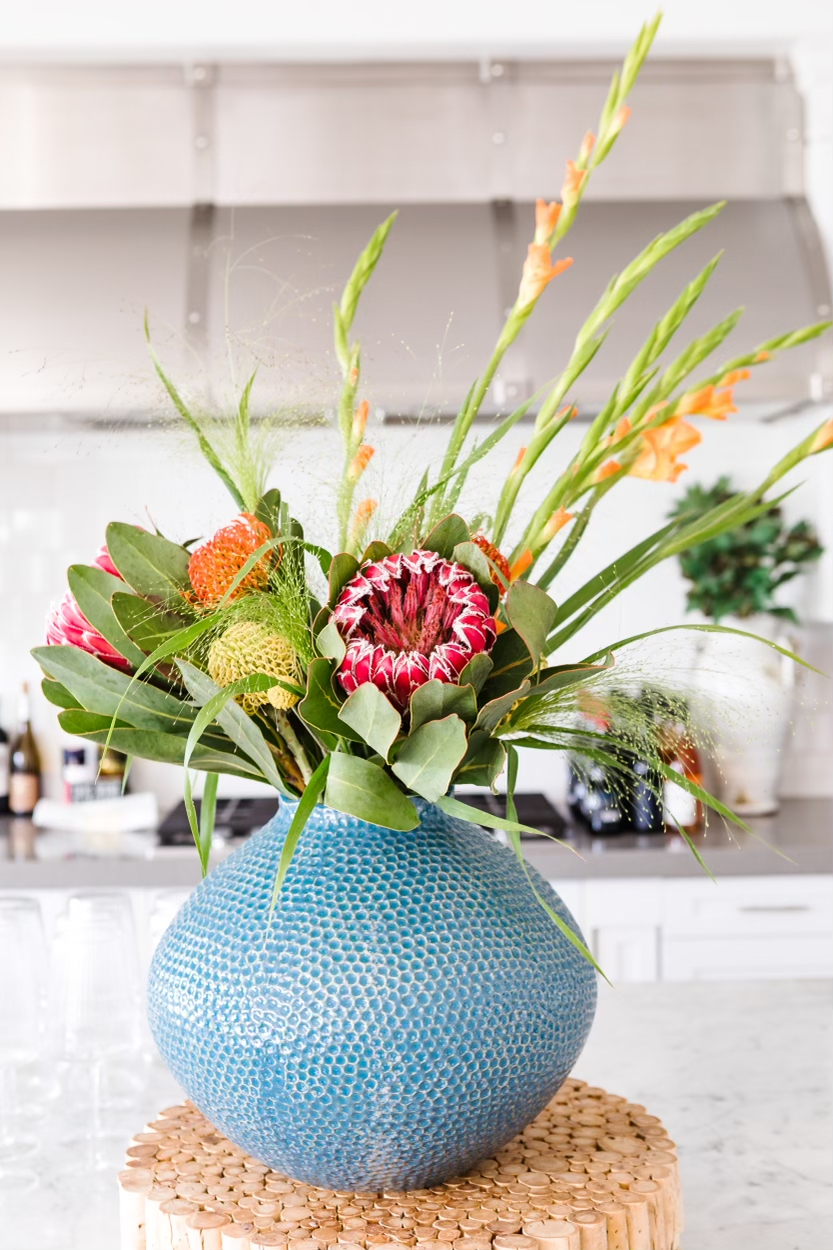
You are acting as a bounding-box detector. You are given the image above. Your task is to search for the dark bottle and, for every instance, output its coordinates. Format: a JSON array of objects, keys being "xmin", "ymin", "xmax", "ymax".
[
  {"xmin": 579, "ymin": 761, "xmax": 625, "ymax": 834},
  {"xmin": 9, "ymin": 683, "xmax": 41, "ymax": 817},
  {"xmin": 627, "ymin": 754, "xmax": 664, "ymax": 832},
  {"xmin": 0, "ymin": 705, "xmax": 9, "ymax": 815}
]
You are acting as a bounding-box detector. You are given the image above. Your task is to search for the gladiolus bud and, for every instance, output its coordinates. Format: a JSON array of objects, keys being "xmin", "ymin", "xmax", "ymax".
[
  {"xmin": 677, "ymin": 385, "xmax": 737, "ymax": 421},
  {"xmin": 534, "ymin": 199, "xmax": 562, "ymax": 245},
  {"xmin": 348, "ymin": 444, "xmax": 375, "ymax": 482},
  {"xmin": 611, "ymin": 105, "xmax": 631, "ymax": 136},
  {"xmin": 810, "ymin": 418, "xmax": 833, "ymax": 453},
  {"xmin": 352, "ymin": 399, "xmax": 370, "ymax": 443},
  {"xmin": 720, "ymin": 368, "xmax": 751, "ymax": 387},
  {"xmin": 509, "ymin": 549, "xmax": 534, "ymax": 582},
  {"xmin": 578, "ymin": 131, "xmax": 596, "ymax": 164},
  {"xmin": 510, "ymin": 446, "xmax": 527, "ymax": 474},
  {"xmin": 535, "ymin": 507, "xmax": 574, "ymax": 548},
  {"xmin": 349, "ymin": 364, "xmax": 359, "ymax": 387},
  {"xmin": 350, "ymin": 498, "xmax": 378, "ymax": 543},
  {"xmin": 518, "ymin": 245, "xmax": 574, "ymax": 309},
  {"xmin": 754, "ymin": 350, "xmax": 770, "ymax": 363},
  {"xmin": 561, "ymin": 160, "xmax": 587, "ymax": 208}
]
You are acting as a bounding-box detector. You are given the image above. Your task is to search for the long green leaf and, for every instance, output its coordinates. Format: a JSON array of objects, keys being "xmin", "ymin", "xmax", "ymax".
[
  {"xmin": 57, "ymin": 711, "xmax": 262, "ymax": 779},
  {"xmin": 194, "ymin": 773, "xmax": 219, "ymax": 877},
  {"xmin": 176, "ymin": 660, "xmax": 293, "ymax": 795},
  {"xmin": 577, "ymin": 622, "xmax": 822, "ymax": 674},
  {"xmin": 270, "ymin": 757, "xmax": 331, "ymax": 912},
  {"xmin": 111, "ymin": 593, "xmax": 192, "ymax": 654},
  {"xmin": 32, "ymin": 645, "xmax": 196, "ymax": 734}
]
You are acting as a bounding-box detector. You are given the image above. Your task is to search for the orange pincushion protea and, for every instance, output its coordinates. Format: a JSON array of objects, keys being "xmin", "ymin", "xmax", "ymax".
[
  {"xmin": 472, "ymin": 534, "xmax": 511, "ymax": 595},
  {"xmin": 188, "ymin": 513, "xmax": 274, "ymax": 605}
]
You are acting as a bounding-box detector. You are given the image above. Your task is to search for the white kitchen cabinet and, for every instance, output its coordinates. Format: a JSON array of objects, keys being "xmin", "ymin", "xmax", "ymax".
[{"xmin": 547, "ymin": 873, "xmax": 833, "ymax": 983}]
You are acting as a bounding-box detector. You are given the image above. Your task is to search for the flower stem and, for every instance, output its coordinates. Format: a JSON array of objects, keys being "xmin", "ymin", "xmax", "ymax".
[{"xmin": 276, "ymin": 711, "xmax": 314, "ymax": 787}]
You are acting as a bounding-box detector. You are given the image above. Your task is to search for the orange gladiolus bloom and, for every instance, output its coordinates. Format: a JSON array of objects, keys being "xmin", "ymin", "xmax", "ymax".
[
  {"xmin": 518, "ymin": 245, "xmax": 574, "ymax": 309},
  {"xmin": 630, "ymin": 418, "xmax": 701, "ymax": 483},
  {"xmin": 534, "ymin": 199, "xmax": 562, "ymax": 245},
  {"xmin": 810, "ymin": 419, "xmax": 833, "ymax": 453},
  {"xmin": 676, "ymin": 384, "xmax": 737, "ymax": 421},
  {"xmin": 561, "ymin": 160, "xmax": 587, "ymax": 208},
  {"xmin": 352, "ymin": 399, "xmax": 369, "ymax": 442},
  {"xmin": 720, "ymin": 368, "xmax": 751, "ymax": 388},
  {"xmin": 347, "ymin": 444, "xmax": 375, "ymax": 482},
  {"xmin": 594, "ymin": 459, "xmax": 622, "ymax": 483}
]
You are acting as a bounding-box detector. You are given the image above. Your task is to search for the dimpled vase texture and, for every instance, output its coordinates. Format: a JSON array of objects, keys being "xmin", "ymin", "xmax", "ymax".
[{"xmin": 147, "ymin": 801, "xmax": 597, "ymax": 1190}]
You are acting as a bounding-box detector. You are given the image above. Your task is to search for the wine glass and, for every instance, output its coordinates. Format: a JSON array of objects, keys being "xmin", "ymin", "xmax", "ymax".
[
  {"xmin": 53, "ymin": 892, "xmax": 142, "ymax": 1171},
  {"xmin": 0, "ymin": 896, "xmax": 48, "ymax": 1194}
]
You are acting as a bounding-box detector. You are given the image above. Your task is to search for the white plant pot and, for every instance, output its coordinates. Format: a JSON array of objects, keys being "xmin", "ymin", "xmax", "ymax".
[{"xmin": 691, "ymin": 613, "xmax": 797, "ymax": 816}]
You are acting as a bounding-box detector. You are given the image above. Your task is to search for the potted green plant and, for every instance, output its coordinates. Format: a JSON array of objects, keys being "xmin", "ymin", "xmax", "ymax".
[{"xmin": 671, "ymin": 478, "xmax": 824, "ymax": 814}]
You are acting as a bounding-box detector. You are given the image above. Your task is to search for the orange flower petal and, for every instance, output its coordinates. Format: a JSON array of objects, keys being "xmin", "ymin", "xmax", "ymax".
[
  {"xmin": 537, "ymin": 507, "xmax": 574, "ymax": 546},
  {"xmin": 351, "ymin": 399, "xmax": 369, "ymax": 442},
  {"xmin": 578, "ymin": 131, "xmax": 596, "ymax": 164},
  {"xmin": 720, "ymin": 368, "xmax": 751, "ymax": 387},
  {"xmin": 348, "ymin": 444, "xmax": 375, "ymax": 482},
  {"xmin": 509, "ymin": 549, "xmax": 534, "ymax": 581},
  {"xmin": 594, "ymin": 459, "xmax": 622, "ymax": 483},
  {"xmin": 511, "ymin": 445, "xmax": 528, "ymax": 473},
  {"xmin": 676, "ymin": 384, "xmax": 736, "ymax": 421},
  {"xmin": 518, "ymin": 245, "xmax": 574, "ymax": 308},
  {"xmin": 630, "ymin": 419, "xmax": 701, "ymax": 482},
  {"xmin": 534, "ymin": 199, "xmax": 562, "ymax": 246}
]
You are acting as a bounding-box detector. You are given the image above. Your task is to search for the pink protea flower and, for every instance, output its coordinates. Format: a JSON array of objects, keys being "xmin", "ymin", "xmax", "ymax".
[
  {"xmin": 333, "ymin": 550, "xmax": 497, "ymax": 711},
  {"xmin": 46, "ymin": 547, "xmax": 131, "ymax": 671}
]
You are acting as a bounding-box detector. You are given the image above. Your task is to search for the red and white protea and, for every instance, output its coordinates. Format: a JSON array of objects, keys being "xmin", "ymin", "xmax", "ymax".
[
  {"xmin": 46, "ymin": 547, "xmax": 131, "ymax": 672},
  {"xmin": 333, "ymin": 550, "xmax": 496, "ymax": 711}
]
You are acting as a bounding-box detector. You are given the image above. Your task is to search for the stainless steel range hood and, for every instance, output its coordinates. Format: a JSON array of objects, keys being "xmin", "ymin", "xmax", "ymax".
[{"xmin": 1, "ymin": 57, "xmax": 830, "ymax": 421}]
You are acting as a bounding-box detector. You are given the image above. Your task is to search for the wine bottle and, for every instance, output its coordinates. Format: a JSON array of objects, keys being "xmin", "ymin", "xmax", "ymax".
[
  {"xmin": 659, "ymin": 719, "xmax": 704, "ymax": 835},
  {"xmin": 0, "ymin": 706, "xmax": 9, "ymax": 815},
  {"xmin": 9, "ymin": 683, "xmax": 41, "ymax": 817}
]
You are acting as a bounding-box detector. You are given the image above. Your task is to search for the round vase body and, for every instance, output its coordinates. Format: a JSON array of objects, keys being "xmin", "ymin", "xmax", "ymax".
[{"xmin": 148, "ymin": 801, "xmax": 597, "ymax": 1190}]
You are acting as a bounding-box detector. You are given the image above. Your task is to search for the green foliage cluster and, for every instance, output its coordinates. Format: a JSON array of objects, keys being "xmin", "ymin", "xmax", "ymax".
[{"xmin": 671, "ymin": 477, "xmax": 823, "ymax": 622}]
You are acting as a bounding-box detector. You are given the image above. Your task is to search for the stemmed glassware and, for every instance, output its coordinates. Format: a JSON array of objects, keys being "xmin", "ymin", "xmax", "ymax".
[
  {"xmin": 0, "ymin": 897, "xmax": 48, "ymax": 1195},
  {"xmin": 52, "ymin": 892, "xmax": 142, "ymax": 1172}
]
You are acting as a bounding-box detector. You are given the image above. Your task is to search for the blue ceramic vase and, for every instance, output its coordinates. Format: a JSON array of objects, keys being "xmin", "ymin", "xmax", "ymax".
[{"xmin": 148, "ymin": 800, "xmax": 597, "ymax": 1190}]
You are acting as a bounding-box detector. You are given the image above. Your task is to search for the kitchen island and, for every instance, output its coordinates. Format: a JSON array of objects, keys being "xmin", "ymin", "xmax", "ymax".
[{"xmin": 0, "ymin": 980, "xmax": 828, "ymax": 1250}]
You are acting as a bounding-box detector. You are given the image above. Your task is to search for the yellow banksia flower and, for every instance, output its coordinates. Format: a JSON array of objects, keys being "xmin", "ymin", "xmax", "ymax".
[{"xmin": 208, "ymin": 621, "xmax": 301, "ymax": 713}]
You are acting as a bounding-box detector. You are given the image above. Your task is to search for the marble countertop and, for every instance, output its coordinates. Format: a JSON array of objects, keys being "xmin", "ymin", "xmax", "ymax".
[
  {"xmin": 1, "ymin": 979, "xmax": 828, "ymax": 1250},
  {"xmin": 1, "ymin": 798, "xmax": 830, "ymax": 890}
]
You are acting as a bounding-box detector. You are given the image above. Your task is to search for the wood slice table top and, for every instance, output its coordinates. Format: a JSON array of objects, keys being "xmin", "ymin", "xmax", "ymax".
[{"xmin": 119, "ymin": 1078, "xmax": 683, "ymax": 1250}]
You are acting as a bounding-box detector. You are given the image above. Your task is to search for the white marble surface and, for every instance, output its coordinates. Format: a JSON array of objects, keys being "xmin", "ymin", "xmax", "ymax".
[{"xmin": 1, "ymin": 980, "xmax": 829, "ymax": 1250}]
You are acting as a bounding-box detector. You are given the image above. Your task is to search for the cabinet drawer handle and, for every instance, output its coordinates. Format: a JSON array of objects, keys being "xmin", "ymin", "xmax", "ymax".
[{"xmin": 738, "ymin": 904, "xmax": 811, "ymax": 913}]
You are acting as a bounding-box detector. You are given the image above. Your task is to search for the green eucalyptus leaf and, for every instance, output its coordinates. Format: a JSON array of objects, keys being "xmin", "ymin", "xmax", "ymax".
[
  {"xmin": 325, "ymin": 754, "xmax": 419, "ymax": 830},
  {"xmin": 453, "ymin": 730, "xmax": 506, "ymax": 789},
  {"xmin": 32, "ymin": 645, "xmax": 196, "ymax": 734},
  {"xmin": 56, "ymin": 710, "xmax": 262, "ymax": 779},
  {"xmin": 328, "ymin": 553, "xmax": 360, "ymax": 606},
  {"xmin": 316, "ymin": 620, "xmax": 347, "ymax": 663},
  {"xmin": 41, "ymin": 678, "xmax": 82, "ymax": 711},
  {"xmin": 111, "ymin": 593, "xmax": 192, "ymax": 654},
  {"xmin": 338, "ymin": 684, "xmax": 401, "ymax": 760},
  {"xmin": 421, "ymin": 514, "xmax": 470, "ymax": 559},
  {"xmin": 409, "ymin": 679, "xmax": 477, "ymax": 731},
  {"xmin": 475, "ymin": 679, "xmax": 532, "ymax": 735},
  {"xmin": 391, "ymin": 714, "xmax": 468, "ymax": 802},
  {"xmin": 67, "ymin": 565, "xmax": 147, "ymax": 667},
  {"xmin": 298, "ymin": 658, "xmax": 362, "ymax": 742},
  {"xmin": 459, "ymin": 652, "xmax": 493, "ymax": 694},
  {"xmin": 105, "ymin": 522, "xmax": 191, "ymax": 607},
  {"xmin": 505, "ymin": 581, "xmax": 557, "ymax": 669}
]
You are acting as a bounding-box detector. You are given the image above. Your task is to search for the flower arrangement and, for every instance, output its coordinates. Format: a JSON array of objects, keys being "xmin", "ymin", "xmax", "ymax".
[
  {"xmin": 670, "ymin": 477, "xmax": 824, "ymax": 622},
  {"xmin": 35, "ymin": 16, "xmax": 833, "ymax": 962}
]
